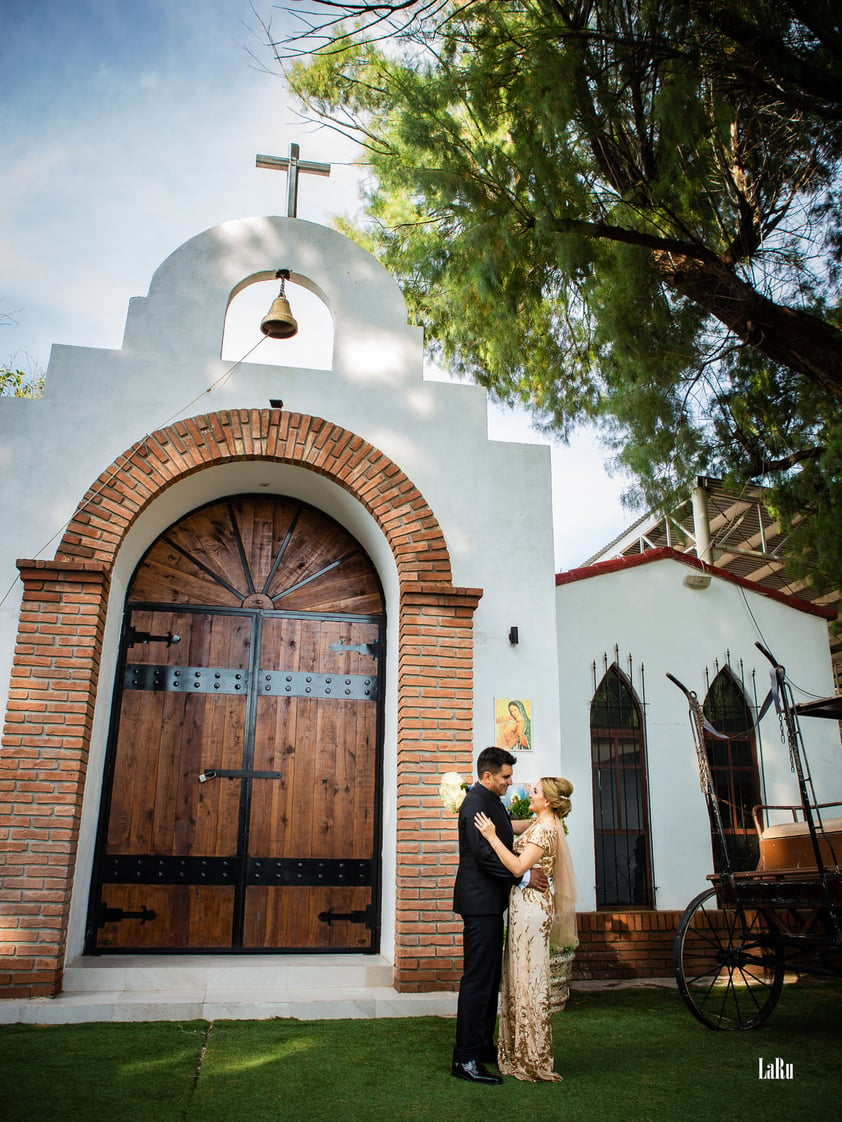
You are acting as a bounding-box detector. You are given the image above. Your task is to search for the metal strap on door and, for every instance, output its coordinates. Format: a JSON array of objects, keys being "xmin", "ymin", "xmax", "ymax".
[
  {"xmin": 100, "ymin": 854, "xmax": 372, "ymax": 887},
  {"xmin": 124, "ymin": 664, "xmax": 378, "ymax": 699}
]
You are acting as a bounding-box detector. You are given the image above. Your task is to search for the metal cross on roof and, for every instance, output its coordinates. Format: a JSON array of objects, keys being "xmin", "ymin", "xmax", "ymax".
[{"xmin": 256, "ymin": 142, "xmax": 331, "ymax": 218}]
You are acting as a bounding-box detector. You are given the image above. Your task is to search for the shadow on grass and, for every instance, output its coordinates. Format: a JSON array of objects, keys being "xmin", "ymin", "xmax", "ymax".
[
  {"xmin": 4, "ymin": 1020, "xmax": 205, "ymax": 1122},
  {"xmin": 4, "ymin": 984, "xmax": 841, "ymax": 1122}
]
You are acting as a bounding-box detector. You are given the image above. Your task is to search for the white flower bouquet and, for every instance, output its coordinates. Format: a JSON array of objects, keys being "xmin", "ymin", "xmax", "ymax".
[{"xmin": 439, "ymin": 771, "xmax": 470, "ymax": 813}]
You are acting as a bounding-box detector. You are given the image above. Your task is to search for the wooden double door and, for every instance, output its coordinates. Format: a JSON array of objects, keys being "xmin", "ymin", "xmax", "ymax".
[{"xmin": 87, "ymin": 495, "xmax": 385, "ymax": 954}]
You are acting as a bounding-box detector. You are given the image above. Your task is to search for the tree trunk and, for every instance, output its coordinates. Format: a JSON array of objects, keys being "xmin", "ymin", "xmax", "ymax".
[{"xmin": 655, "ymin": 252, "xmax": 842, "ymax": 402}]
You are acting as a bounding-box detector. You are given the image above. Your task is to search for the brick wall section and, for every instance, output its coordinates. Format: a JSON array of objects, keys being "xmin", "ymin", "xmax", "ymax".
[
  {"xmin": 394, "ymin": 583, "xmax": 482, "ymax": 991},
  {"xmin": 0, "ymin": 411, "xmax": 483, "ymax": 996},
  {"xmin": 0, "ymin": 561, "xmax": 110, "ymax": 998},
  {"xmin": 573, "ymin": 911, "xmax": 684, "ymax": 979}
]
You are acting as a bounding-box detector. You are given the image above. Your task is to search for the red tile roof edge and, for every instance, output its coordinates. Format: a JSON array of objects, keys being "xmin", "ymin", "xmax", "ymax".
[{"xmin": 555, "ymin": 546, "xmax": 836, "ymax": 620}]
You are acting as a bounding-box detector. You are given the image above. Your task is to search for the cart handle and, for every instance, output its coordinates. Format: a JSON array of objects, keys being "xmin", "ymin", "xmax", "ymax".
[
  {"xmin": 666, "ymin": 672, "xmax": 696, "ymax": 702},
  {"xmin": 755, "ymin": 641, "xmax": 781, "ymax": 669},
  {"xmin": 667, "ymin": 672, "xmax": 736, "ymax": 742}
]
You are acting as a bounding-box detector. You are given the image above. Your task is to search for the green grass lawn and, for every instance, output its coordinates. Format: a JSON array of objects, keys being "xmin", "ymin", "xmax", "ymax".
[{"xmin": 3, "ymin": 982, "xmax": 840, "ymax": 1122}]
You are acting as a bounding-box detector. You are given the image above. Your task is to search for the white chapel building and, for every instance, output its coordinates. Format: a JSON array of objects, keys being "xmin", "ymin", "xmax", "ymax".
[{"xmin": 0, "ymin": 213, "xmax": 839, "ymax": 1019}]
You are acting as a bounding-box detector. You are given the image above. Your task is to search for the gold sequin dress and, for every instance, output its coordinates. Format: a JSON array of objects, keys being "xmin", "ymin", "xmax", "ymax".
[{"xmin": 498, "ymin": 820, "xmax": 563, "ymax": 1082}]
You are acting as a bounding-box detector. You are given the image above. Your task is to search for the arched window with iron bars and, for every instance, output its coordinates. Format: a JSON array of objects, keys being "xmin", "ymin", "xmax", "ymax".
[
  {"xmin": 703, "ymin": 667, "xmax": 762, "ymax": 873},
  {"xmin": 590, "ymin": 665, "xmax": 653, "ymax": 908}
]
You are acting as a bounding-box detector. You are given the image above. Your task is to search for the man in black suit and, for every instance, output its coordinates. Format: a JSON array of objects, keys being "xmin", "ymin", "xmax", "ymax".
[{"xmin": 451, "ymin": 746, "xmax": 548, "ymax": 1084}]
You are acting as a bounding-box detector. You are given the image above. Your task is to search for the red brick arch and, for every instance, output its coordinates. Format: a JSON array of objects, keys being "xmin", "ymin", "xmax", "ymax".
[
  {"xmin": 57, "ymin": 410, "xmax": 453, "ymax": 584},
  {"xmin": 1, "ymin": 409, "xmax": 480, "ymax": 998}
]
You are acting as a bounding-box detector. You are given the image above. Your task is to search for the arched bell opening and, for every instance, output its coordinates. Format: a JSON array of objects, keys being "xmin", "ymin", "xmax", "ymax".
[{"xmin": 222, "ymin": 275, "xmax": 333, "ymax": 369}]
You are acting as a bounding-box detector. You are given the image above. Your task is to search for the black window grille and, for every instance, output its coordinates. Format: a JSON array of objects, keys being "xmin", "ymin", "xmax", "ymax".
[
  {"xmin": 590, "ymin": 667, "xmax": 652, "ymax": 908},
  {"xmin": 703, "ymin": 669, "xmax": 760, "ymax": 873}
]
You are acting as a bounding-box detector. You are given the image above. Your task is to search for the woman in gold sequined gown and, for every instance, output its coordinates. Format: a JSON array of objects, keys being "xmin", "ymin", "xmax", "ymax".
[{"xmin": 475, "ymin": 777, "xmax": 577, "ymax": 1083}]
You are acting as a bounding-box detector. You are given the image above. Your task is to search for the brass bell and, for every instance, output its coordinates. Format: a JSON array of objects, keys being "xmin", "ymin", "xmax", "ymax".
[
  {"xmin": 260, "ymin": 269, "xmax": 299, "ymax": 339},
  {"xmin": 260, "ymin": 295, "xmax": 298, "ymax": 338}
]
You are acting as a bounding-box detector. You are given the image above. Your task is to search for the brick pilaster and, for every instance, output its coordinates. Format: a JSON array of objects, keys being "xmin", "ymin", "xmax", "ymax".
[
  {"xmin": 0, "ymin": 560, "xmax": 110, "ymax": 998},
  {"xmin": 393, "ymin": 583, "xmax": 482, "ymax": 991}
]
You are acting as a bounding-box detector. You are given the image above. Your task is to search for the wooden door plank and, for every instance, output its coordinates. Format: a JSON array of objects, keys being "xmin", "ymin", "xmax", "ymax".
[
  {"xmin": 265, "ymin": 505, "xmax": 381, "ymax": 613},
  {"xmin": 295, "ymin": 620, "xmax": 325, "ymax": 861},
  {"xmin": 232, "ymin": 495, "xmax": 299, "ymax": 597},
  {"xmin": 96, "ymin": 884, "xmax": 236, "ymax": 949},
  {"xmin": 250, "ymin": 615, "xmax": 303, "ymax": 857},
  {"xmin": 243, "ymin": 885, "xmax": 372, "ymax": 949},
  {"xmin": 127, "ymin": 540, "xmax": 241, "ymax": 606},
  {"xmin": 106, "ymin": 689, "xmax": 165, "ymax": 853},
  {"xmin": 165, "ymin": 506, "xmax": 251, "ymax": 598},
  {"xmin": 250, "ymin": 696, "xmax": 296, "ymax": 855}
]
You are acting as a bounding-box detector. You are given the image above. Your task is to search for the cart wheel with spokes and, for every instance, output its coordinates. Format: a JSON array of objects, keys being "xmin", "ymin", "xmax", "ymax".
[{"xmin": 674, "ymin": 887, "xmax": 784, "ymax": 1030}]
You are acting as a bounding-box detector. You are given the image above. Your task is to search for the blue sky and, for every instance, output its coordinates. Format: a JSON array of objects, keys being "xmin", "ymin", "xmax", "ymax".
[
  {"xmin": 1, "ymin": 0, "xmax": 350, "ymax": 360},
  {"xmin": 0, "ymin": 0, "xmax": 633, "ymax": 567}
]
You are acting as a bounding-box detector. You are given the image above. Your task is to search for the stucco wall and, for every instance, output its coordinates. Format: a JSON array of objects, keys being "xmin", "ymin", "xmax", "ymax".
[{"xmin": 556, "ymin": 555, "xmax": 840, "ymax": 912}]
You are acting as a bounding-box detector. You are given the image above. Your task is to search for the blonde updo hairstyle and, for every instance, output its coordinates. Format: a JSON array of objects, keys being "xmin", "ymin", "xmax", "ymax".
[{"xmin": 540, "ymin": 776, "xmax": 573, "ymax": 819}]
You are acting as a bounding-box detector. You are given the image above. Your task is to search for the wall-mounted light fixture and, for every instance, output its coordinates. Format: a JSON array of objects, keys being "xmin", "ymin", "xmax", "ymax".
[
  {"xmin": 260, "ymin": 269, "xmax": 298, "ymax": 339},
  {"xmin": 683, "ymin": 573, "xmax": 711, "ymax": 590},
  {"xmin": 508, "ymin": 626, "xmax": 519, "ymax": 645}
]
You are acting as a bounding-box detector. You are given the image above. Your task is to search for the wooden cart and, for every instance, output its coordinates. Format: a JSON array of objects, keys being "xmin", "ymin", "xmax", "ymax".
[{"xmin": 669, "ymin": 644, "xmax": 842, "ymax": 1030}]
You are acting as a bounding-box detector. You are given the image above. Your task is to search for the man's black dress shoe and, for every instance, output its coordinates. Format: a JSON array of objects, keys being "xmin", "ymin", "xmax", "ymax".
[{"xmin": 451, "ymin": 1059, "xmax": 503, "ymax": 1085}]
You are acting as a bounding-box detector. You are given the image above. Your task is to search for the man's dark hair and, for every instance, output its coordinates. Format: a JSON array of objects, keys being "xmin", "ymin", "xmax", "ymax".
[{"xmin": 476, "ymin": 746, "xmax": 516, "ymax": 778}]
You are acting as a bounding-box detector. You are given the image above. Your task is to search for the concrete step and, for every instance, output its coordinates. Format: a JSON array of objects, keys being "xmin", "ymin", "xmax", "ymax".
[
  {"xmin": 62, "ymin": 952, "xmax": 394, "ymax": 996},
  {"xmin": 0, "ymin": 954, "xmax": 460, "ymax": 1025}
]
